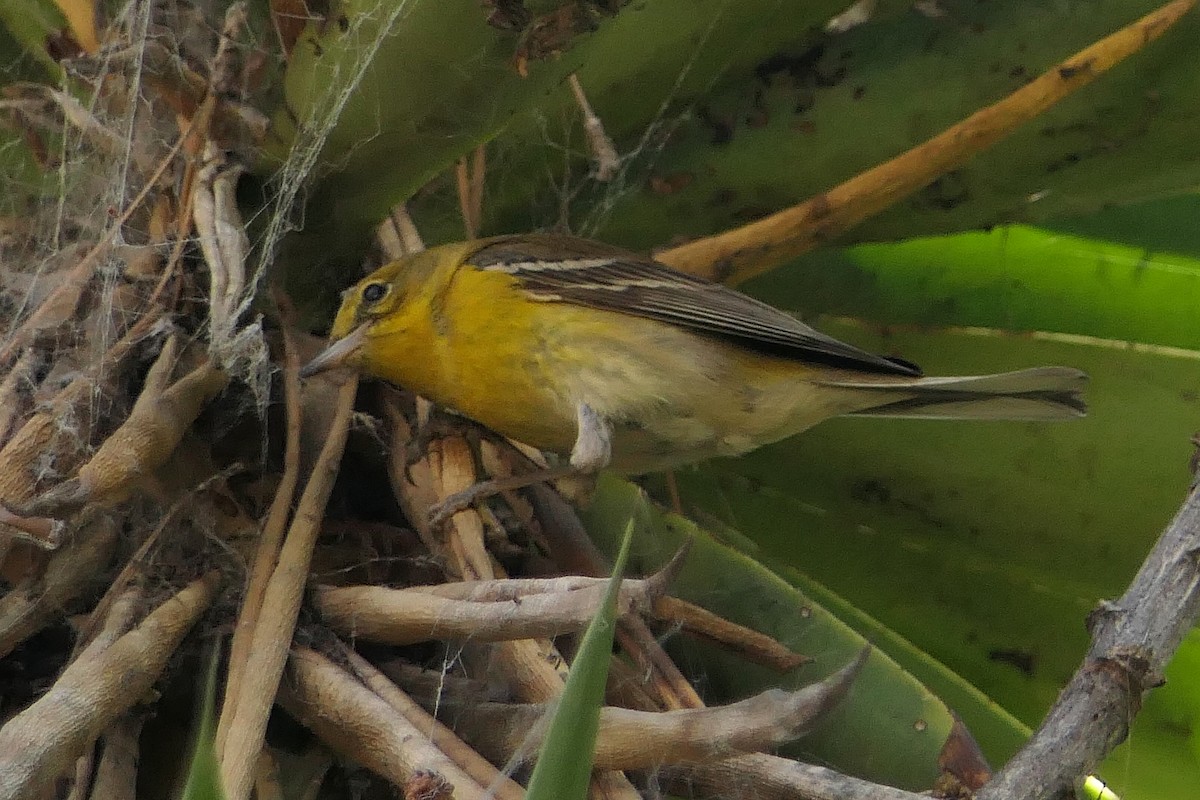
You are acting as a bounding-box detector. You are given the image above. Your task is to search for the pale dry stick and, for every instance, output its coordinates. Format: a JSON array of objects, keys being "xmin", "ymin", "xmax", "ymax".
[
  {"xmin": 254, "ymin": 749, "xmax": 285, "ymax": 800},
  {"xmin": 524, "ymin": 482, "xmax": 705, "ymax": 711},
  {"xmin": 314, "ymin": 562, "xmax": 679, "ymax": 645},
  {"xmin": 568, "ymin": 74, "xmax": 619, "ymax": 182},
  {"xmin": 87, "ymin": 714, "xmax": 144, "ymax": 800},
  {"xmin": 0, "ymin": 573, "xmax": 219, "ymax": 800},
  {"xmin": 16, "ymin": 358, "xmax": 231, "ymax": 517},
  {"xmin": 0, "ymin": 313, "xmax": 168, "ymax": 551},
  {"xmin": 0, "ymin": 511, "xmax": 119, "ymax": 658},
  {"xmin": 664, "ymin": 752, "xmax": 926, "ymax": 800},
  {"xmin": 440, "ymin": 648, "xmax": 867, "ymax": 771},
  {"xmin": 0, "ymin": 126, "xmax": 188, "ymax": 366},
  {"xmin": 976, "ymin": 482, "xmax": 1200, "ymax": 800},
  {"xmin": 653, "ymin": 595, "xmax": 811, "ymax": 672},
  {"xmin": 382, "ymin": 394, "xmax": 449, "ymax": 553},
  {"xmin": 419, "ymin": 428, "xmax": 640, "ymax": 800},
  {"xmin": 67, "ymin": 586, "xmax": 154, "ymax": 800},
  {"xmin": 216, "ymin": 315, "xmax": 304, "ymax": 755},
  {"xmin": 430, "ymin": 436, "xmax": 494, "ymax": 581},
  {"xmin": 217, "ymin": 374, "xmax": 358, "ymax": 800},
  {"xmin": 412, "ymin": 573, "xmax": 655, "ymax": 599},
  {"xmin": 279, "ymin": 647, "xmax": 500, "ymax": 800},
  {"xmin": 377, "ymin": 204, "xmax": 426, "ymax": 257},
  {"xmin": 657, "ymin": 0, "xmax": 1199, "ymax": 285},
  {"xmin": 342, "ymin": 648, "xmax": 526, "ymax": 800},
  {"xmin": 454, "ymin": 145, "xmax": 486, "ymax": 240},
  {"xmin": 193, "ymin": 142, "xmax": 250, "ymax": 352}
]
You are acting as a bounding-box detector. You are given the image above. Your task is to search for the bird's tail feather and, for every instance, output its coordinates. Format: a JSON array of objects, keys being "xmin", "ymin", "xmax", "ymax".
[{"xmin": 823, "ymin": 366, "xmax": 1088, "ymax": 421}]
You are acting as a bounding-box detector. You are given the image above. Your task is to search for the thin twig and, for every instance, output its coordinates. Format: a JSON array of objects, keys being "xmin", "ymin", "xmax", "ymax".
[
  {"xmin": 218, "ymin": 374, "xmax": 358, "ymax": 800},
  {"xmin": 978, "ymin": 482, "xmax": 1200, "ymax": 800},
  {"xmin": 568, "ymin": 74, "xmax": 619, "ymax": 181},
  {"xmin": 217, "ymin": 305, "xmax": 304, "ymax": 754}
]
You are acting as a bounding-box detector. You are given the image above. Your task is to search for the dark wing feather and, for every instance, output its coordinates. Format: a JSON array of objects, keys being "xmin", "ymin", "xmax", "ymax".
[{"xmin": 468, "ymin": 235, "xmax": 920, "ymax": 377}]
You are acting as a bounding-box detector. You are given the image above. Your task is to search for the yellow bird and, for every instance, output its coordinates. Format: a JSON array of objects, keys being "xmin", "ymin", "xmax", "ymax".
[{"xmin": 302, "ymin": 234, "xmax": 1085, "ymax": 487}]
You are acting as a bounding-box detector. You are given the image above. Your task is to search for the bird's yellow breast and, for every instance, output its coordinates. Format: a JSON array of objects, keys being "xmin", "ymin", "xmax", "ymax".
[{"xmin": 358, "ymin": 264, "xmax": 861, "ymax": 473}]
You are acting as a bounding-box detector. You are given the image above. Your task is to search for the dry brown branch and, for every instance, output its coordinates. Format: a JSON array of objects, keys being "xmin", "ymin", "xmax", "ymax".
[
  {"xmin": 0, "ymin": 314, "xmax": 167, "ymax": 549},
  {"xmin": 376, "ymin": 204, "xmax": 427, "ymax": 258},
  {"xmin": 414, "ymin": 648, "xmax": 866, "ymax": 771},
  {"xmin": 977, "ymin": 482, "xmax": 1200, "ymax": 800},
  {"xmin": 217, "ymin": 374, "xmax": 358, "ymax": 800},
  {"xmin": 455, "ymin": 145, "xmax": 486, "ymax": 240},
  {"xmin": 386, "ymin": 398, "xmax": 638, "ymax": 800},
  {"xmin": 652, "ymin": 595, "xmax": 811, "ymax": 672},
  {"xmin": 665, "ymin": 752, "xmax": 926, "ymax": 800},
  {"xmin": 279, "ymin": 647, "xmax": 503, "ymax": 800},
  {"xmin": 194, "ymin": 142, "xmax": 250, "ymax": 352},
  {"xmin": 0, "ymin": 573, "xmax": 218, "ymax": 800},
  {"xmin": 314, "ymin": 562, "xmax": 676, "ymax": 644},
  {"xmin": 657, "ymin": 0, "xmax": 1198, "ymax": 285},
  {"xmin": 343, "ymin": 648, "xmax": 526, "ymax": 800},
  {"xmin": 525, "ymin": 483, "xmax": 706, "ymax": 710},
  {"xmin": 0, "ymin": 510, "xmax": 119, "ymax": 658},
  {"xmin": 18, "ymin": 353, "xmax": 229, "ymax": 518},
  {"xmin": 218, "ymin": 315, "xmax": 304, "ymax": 754},
  {"xmin": 254, "ymin": 749, "xmax": 285, "ymax": 800},
  {"xmin": 88, "ymin": 714, "xmax": 144, "ymax": 800}
]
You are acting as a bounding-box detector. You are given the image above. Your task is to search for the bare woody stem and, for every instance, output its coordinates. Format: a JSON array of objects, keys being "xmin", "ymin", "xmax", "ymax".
[{"xmin": 978, "ymin": 483, "xmax": 1200, "ymax": 800}]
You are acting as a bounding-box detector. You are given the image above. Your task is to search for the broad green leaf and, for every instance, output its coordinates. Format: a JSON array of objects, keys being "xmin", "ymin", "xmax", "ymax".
[
  {"xmin": 582, "ymin": 476, "xmax": 1019, "ymax": 790},
  {"xmin": 0, "ymin": 0, "xmax": 64, "ymax": 77},
  {"xmin": 458, "ymin": 1, "xmax": 1200, "ymax": 249},
  {"xmin": 670, "ymin": 324, "xmax": 1199, "ymax": 723},
  {"xmin": 746, "ymin": 225, "xmax": 1200, "ymax": 350},
  {"xmin": 525, "ymin": 515, "xmax": 635, "ymax": 800}
]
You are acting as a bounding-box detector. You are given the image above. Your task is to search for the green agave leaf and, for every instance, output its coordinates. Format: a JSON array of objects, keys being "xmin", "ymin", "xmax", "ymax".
[
  {"xmin": 745, "ymin": 224, "xmax": 1200, "ymax": 350},
  {"xmin": 668, "ymin": 324, "xmax": 1200, "ymax": 790},
  {"xmin": 486, "ymin": 0, "xmax": 1200, "ymax": 249},
  {"xmin": 526, "ymin": 516, "xmax": 634, "ymax": 800},
  {"xmin": 275, "ymin": 0, "xmax": 853, "ymax": 306},
  {"xmin": 582, "ymin": 476, "xmax": 1024, "ymax": 790},
  {"xmin": 0, "ymin": 0, "xmax": 64, "ymax": 77},
  {"xmin": 1046, "ymin": 194, "xmax": 1200, "ymax": 258}
]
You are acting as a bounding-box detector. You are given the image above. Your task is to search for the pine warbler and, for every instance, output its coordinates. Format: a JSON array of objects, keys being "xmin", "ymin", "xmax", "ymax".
[{"xmin": 302, "ymin": 234, "xmax": 1085, "ymax": 483}]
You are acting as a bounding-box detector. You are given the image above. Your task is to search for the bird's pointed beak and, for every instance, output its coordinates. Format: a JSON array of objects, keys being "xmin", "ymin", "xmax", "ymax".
[{"xmin": 300, "ymin": 324, "xmax": 368, "ymax": 378}]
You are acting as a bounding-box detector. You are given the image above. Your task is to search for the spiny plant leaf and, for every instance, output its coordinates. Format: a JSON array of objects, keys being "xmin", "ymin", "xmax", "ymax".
[{"xmin": 524, "ymin": 513, "xmax": 636, "ymax": 800}]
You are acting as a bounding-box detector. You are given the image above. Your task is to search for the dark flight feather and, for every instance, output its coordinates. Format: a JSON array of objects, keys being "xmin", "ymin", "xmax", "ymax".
[{"xmin": 468, "ymin": 235, "xmax": 921, "ymax": 377}]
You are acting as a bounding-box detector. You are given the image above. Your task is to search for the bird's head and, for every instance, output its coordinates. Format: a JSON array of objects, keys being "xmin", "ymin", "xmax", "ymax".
[{"xmin": 300, "ymin": 245, "xmax": 461, "ymax": 379}]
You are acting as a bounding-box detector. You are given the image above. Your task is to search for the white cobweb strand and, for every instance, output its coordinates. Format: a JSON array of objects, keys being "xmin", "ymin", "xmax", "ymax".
[{"xmin": 212, "ymin": 0, "xmax": 415, "ymax": 415}]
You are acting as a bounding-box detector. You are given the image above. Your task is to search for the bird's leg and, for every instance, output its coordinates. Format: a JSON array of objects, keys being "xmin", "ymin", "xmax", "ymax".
[{"xmin": 429, "ymin": 402, "xmax": 611, "ymax": 526}]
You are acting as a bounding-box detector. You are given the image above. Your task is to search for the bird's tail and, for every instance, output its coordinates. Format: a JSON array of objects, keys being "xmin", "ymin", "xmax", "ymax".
[{"xmin": 821, "ymin": 366, "xmax": 1088, "ymax": 421}]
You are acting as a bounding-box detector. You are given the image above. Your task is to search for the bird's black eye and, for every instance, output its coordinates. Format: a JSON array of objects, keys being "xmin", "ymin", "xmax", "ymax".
[{"xmin": 361, "ymin": 282, "xmax": 388, "ymax": 304}]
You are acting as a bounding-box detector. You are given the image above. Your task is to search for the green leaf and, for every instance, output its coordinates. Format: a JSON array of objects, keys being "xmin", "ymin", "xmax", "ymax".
[
  {"xmin": 180, "ymin": 649, "xmax": 226, "ymax": 800},
  {"xmin": 454, "ymin": 1, "xmax": 1200, "ymax": 249},
  {"xmin": 525, "ymin": 513, "xmax": 635, "ymax": 800},
  {"xmin": 745, "ymin": 224, "xmax": 1200, "ymax": 350},
  {"xmin": 582, "ymin": 476, "xmax": 1020, "ymax": 790}
]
